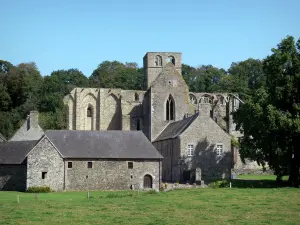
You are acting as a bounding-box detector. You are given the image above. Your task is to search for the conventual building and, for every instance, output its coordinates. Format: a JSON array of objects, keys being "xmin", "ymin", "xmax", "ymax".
[{"xmin": 64, "ymin": 52, "xmax": 244, "ymax": 182}]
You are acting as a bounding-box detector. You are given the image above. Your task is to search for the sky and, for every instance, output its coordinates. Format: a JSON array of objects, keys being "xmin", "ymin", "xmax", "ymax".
[{"xmin": 1, "ymin": 0, "xmax": 300, "ymax": 76}]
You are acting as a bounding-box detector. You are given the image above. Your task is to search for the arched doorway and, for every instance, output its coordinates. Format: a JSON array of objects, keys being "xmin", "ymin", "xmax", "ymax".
[{"xmin": 143, "ymin": 174, "xmax": 153, "ymax": 189}]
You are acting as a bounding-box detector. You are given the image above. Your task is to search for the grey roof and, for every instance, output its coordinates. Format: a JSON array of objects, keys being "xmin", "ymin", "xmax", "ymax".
[
  {"xmin": 0, "ymin": 140, "xmax": 38, "ymax": 164},
  {"xmin": 154, "ymin": 114, "xmax": 199, "ymax": 142},
  {"xmin": 0, "ymin": 133, "xmax": 6, "ymax": 142},
  {"xmin": 45, "ymin": 130, "xmax": 163, "ymax": 159}
]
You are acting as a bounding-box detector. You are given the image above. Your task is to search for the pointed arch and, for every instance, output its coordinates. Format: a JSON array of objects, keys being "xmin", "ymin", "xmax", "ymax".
[
  {"xmin": 86, "ymin": 103, "xmax": 94, "ymax": 130},
  {"xmin": 199, "ymin": 94, "xmax": 213, "ymax": 104},
  {"xmin": 165, "ymin": 94, "xmax": 175, "ymax": 121},
  {"xmin": 168, "ymin": 56, "xmax": 175, "ymax": 65}
]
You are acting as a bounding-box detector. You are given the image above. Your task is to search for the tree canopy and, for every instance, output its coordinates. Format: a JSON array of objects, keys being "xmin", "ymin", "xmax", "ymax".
[{"xmin": 233, "ymin": 36, "xmax": 300, "ymax": 186}]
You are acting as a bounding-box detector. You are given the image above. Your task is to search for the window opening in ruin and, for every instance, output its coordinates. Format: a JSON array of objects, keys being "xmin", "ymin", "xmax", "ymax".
[
  {"xmin": 87, "ymin": 107, "xmax": 92, "ymax": 117},
  {"xmin": 216, "ymin": 144, "xmax": 223, "ymax": 156},
  {"xmin": 155, "ymin": 55, "xmax": 162, "ymax": 66},
  {"xmin": 128, "ymin": 162, "xmax": 133, "ymax": 169},
  {"xmin": 68, "ymin": 162, "xmax": 73, "ymax": 168},
  {"xmin": 136, "ymin": 118, "xmax": 141, "ymax": 130},
  {"xmin": 42, "ymin": 172, "xmax": 47, "ymax": 179},
  {"xmin": 166, "ymin": 95, "xmax": 175, "ymax": 121},
  {"xmin": 87, "ymin": 161, "xmax": 93, "ymax": 168},
  {"xmin": 134, "ymin": 92, "xmax": 139, "ymax": 101},
  {"xmin": 187, "ymin": 144, "xmax": 194, "ymax": 156},
  {"xmin": 168, "ymin": 56, "xmax": 175, "ymax": 65}
]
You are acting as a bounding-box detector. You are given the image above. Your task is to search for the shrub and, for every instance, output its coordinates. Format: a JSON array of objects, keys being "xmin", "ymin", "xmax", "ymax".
[
  {"xmin": 106, "ymin": 191, "xmax": 135, "ymax": 198},
  {"xmin": 144, "ymin": 189, "xmax": 157, "ymax": 194},
  {"xmin": 26, "ymin": 186, "xmax": 51, "ymax": 193},
  {"xmin": 160, "ymin": 186, "xmax": 164, "ymax": 192},
  {"xmin": 208, "ymin": 180, "xmax": 229, "ymax": 188}
]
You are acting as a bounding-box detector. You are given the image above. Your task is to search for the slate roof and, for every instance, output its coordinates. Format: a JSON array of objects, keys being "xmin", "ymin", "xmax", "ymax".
[
  {"xmin": 45, "ymin": 130, "xmax": 163, "ymax": 159},
  {"xmin": 0, "ymin": 140, "xmax": 38, "ymax": 164},
  {"xmin": 154, "ymin": 114, "xmax": 199, "ymax": 142},
  {"xmin": 0, "ymin": 133, "xmax": 6, "ymax": 142}
]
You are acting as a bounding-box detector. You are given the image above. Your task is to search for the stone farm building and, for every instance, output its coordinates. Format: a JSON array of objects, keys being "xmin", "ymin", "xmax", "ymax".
[{"xmin": 0, "ymin": 112, "xmax": 162, "ymax": 191}]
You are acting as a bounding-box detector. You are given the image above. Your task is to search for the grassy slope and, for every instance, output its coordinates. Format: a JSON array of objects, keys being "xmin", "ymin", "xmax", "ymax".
[{"xmin": 1, "ymin": 189, "xmax": 300, "ymax": 225}]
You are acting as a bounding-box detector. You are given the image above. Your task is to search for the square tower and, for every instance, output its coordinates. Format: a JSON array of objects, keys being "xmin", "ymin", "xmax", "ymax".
[{"xmin": 143, "ymin": 52, "xmax": 182, "ymax": 89}]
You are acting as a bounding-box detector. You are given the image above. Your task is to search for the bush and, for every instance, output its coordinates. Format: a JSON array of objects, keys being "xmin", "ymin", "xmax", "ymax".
[
  {"xmin": 26, "ymin": 186, "xmax": 51, "ymax": 193},
  {"xmin": 106, "ymin": 191, "xmax": 135, "ymax": 198},
  {"xmin": 208, "ymin": 180, "xmax": 229, "ymax": 188},
  {"xmin": 144, "ymin": 189, "xmax": 157, "ymax": 194}
]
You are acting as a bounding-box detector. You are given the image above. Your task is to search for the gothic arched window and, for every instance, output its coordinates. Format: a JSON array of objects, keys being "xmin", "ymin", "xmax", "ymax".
[
  {"xmin": 166, "ymin": 95, "xmax": 175, "ymax": 121},
  {"xmin": 155, "ymin": 55, "xmax": 162, "ymax": 66},
  {"xmin": 134, "ymin": 92, "xmax": 139, "ymax": 101},
  {"xmin": 87, "ymin": 106, "xmax": 92, "ymax": 117}
]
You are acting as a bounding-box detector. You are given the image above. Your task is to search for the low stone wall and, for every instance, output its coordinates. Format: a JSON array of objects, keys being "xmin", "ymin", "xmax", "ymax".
[
  {"xmin": 161, "ymin": 182, "xmax": 207, "ymax": 191},
  {"xmin": 232, "ymin": 168, "xmax": 274, "ymax": 175},
  {"xmin": 0, "ymin": 164, "xmax": 27, "ymax": 191}
]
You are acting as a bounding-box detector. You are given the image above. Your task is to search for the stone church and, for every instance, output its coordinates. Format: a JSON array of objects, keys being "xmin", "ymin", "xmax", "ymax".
[{"xmin": 64, "ymin": 52, "xmax": 243, "ymax": 182}]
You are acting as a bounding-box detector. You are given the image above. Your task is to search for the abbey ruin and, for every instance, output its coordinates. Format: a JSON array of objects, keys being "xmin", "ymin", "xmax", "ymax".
[{"xmin": 64, "ymin": 52, "xmax": 246, "ymax": 182}]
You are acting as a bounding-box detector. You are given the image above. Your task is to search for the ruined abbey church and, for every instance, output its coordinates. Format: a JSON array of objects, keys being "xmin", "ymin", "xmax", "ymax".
[{"xmin": 64, "ymin": 52, "xmax": 243, "ymax": 182}]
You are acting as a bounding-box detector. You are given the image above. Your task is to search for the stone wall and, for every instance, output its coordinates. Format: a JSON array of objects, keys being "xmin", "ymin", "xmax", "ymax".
[
  {"xmin": 27, "ymin": 137, "xmax": 64, "ymax": 191},
  {"xmin": 9, "ymin": 111, "xmax": 44, "ymax": 141},
  {"xmin": 143, "ymin": 52, "xmax": 182, "ymax": 89},
  {"xmin": 65, "ymin": 159, "xmax": 161, "ymax": 191},
  {"xmin": 150, "ymin": 63, "xmax": 190, "ymax": 141},
  {"xmin": 179, "ymin": 114, "xmax": 232, "ymax": 181},
  {"xmin": 153, "ymin": 138, "xmax": 180, "ymax": 182},
  {"xmin": 0, "ymin": 164, "xmax": 27, "ymax": 191}
]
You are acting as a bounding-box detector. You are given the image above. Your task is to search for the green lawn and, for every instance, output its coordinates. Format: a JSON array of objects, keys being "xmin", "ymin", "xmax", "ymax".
[
  {"xmin": 237, "ymin": 174, "xmax": 289, "ymax": 181},
  {"xmin": 1, "ymin": 188, "xmax": 300, "ymax": 225}
]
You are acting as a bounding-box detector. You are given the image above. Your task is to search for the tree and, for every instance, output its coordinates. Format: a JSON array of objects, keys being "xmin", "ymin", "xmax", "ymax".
[
  {"xmin": 226, "ymin": 59, "xmax": 265, "ymax": 99},
  {"xmin": 234, "ymin": 36, "xmax": 300, "ymax": 186},
  {"xmin": 90, "ymin": 61, "xmax": 144, "ymax": 90},
  {"xmin": 183, "ymin": 64, "xmax": 226, "ymax": 93}
]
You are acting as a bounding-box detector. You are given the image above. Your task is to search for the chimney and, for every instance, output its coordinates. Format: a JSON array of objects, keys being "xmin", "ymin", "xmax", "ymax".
[
  {"xmin": 28, "ymin": 111, "xmax": 39, "ymax": 129},
  {"xmin": 198, "ymin": 103, "xmax": 212, "ymax": 117}
]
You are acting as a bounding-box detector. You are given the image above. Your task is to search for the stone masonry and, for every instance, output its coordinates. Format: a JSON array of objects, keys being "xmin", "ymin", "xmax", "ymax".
[
  {"xmin": 27, "ymin": 137, "xmax": 65, "ymax": 191},
  {"xmin": 65, "ymin": 160, "xmax": 160, "ymax": 191}
]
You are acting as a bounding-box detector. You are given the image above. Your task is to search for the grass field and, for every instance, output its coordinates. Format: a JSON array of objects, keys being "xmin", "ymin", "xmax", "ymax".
[
  {"xmin": 237, "ymin": 174, "xmax": 289, "ymax": 181},
  {"xmin": 1, "ymin": 188, "xmax": 300, "ymax": 225}
]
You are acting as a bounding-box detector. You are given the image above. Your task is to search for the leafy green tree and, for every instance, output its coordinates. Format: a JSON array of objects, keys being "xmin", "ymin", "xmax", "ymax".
[
  {"xmin": 90, "ymin": 61, "xmax": 143, "ymax": 90},
  {"xmin": 183, "ymin": 64, "xmax": 226, "ymax": 92},
  {"xmin": 226, "ymin": 59, "xmax": 265, "ymax": 99},
  {"xmin": 234, "ymin": 36, "xmax": 300, "ymax": 186}
]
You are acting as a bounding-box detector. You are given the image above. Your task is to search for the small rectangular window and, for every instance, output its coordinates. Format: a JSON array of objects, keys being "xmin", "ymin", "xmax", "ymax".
[
  {"xmin": 187, "ymin": 144, "xmax": 194, "ymax": 156},
  {"xmin": 216, "ymin": 144, "xmax": 223, "ymax": 156},
  {"xmin": 42, "ymin": 172, "xmax": 47, "ymax": 179},
  {"xmin": 87, "ymin": 162, "xmax": 93, "ymax": 168},
  {"xmin": 128, "ymin": 162, "xmax": 133, "ymax": 169},
  {"xmin": 68, "ymin": 162, "xmax": 72, "ymax": 168}
]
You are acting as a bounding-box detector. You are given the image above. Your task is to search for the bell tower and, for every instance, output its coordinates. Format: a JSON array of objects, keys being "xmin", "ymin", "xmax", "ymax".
[{"xmin": 143, "ymin": 52, "xmax": 182, "ymax": 89}]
